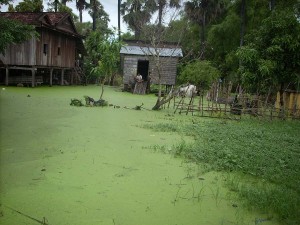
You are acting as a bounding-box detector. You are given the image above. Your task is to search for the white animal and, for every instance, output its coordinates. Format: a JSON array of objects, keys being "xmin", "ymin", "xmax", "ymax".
[{"xmin": 179, "ymin": 84, "xmax": 197, "ymax": 97}]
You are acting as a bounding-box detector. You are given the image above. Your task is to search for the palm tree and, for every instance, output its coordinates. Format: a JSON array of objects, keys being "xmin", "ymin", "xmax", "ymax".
[
  {"xmin": 76, "ymin": 0, "xmax": 87, "ymax": 23},
  {"xmin": 120, "ymin": 0, "xmax": 157, "ymax": 39},
  {"xmin": 240, "ymin": 0, "xmax": 246, "ymax": 47},
  {"xmin": 118, "ymin": 0, "xmax": 121, "ymax": 40},
  {"xmin": 54, "ymin": 0, "xmax": 59, "ymax": 12},
  {"xmin": 157, "ymin": 0, "xmax": 181, "ymax": 27},
  {"xmin": 269, "ymin": 0, "xmax": 275, "ymax": 10},
  {"xmin": 88, "ymin": 0, "xmax": 109, "ymax": 31},
  {"xmin": 185, "ymin": 0, "xmax": 226, "ymax": 59},
  {"xmin": 61, "ymin": 0, "xmax": 67, "ymax": 5}
]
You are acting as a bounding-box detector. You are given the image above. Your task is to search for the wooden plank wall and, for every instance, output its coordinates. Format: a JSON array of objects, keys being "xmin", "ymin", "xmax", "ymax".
[
  {"xmin": 122, "ymin": 55, "xmax": 178, "ymax": 86},
  {"xmin": 36, "ymin": 29, "xmax": 76, "ymax": 68},
  {"xmin": 0, "ymin": 29, "xmax": 76, "ymax": 68},
  {"xmin": 0, "ymin": 38, "xmax": 36, "ymax": 66}
]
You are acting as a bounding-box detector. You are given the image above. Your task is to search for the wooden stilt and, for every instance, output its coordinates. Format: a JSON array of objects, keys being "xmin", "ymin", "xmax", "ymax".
[
  {"xmin": 31, "ymin": 68, "xmax": 36, "ymax": 87},
  {"xmin": 61, "ymin": 69, "xmax": 64, "ymax": 85},
  {"xmin": 50, "ymin": 68, "xmax": 53, "ymax": 86},
  {"xmin": 186, "ymin": 96, "xmax": 194, "ymax": 115},
  {"xmin": 5, "ymin": 67, "xmax": 9, "ymax": 86},
  {"xmin": 71, "ymin": 70, "xmax": 74, "ymax": 85}
]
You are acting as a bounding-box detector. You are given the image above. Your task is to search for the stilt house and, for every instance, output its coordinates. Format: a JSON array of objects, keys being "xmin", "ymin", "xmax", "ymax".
[
  {"xmin": 120, "ymin": 40, "xmax": 183, "ymax": 94},
  {"xmin": 0, "ymin": 12, "xmax": 85, "ymax": 87}
]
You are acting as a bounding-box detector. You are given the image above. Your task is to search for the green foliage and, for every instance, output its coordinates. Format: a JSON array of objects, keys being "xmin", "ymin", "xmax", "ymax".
[
  {"xmin": 14, "ymin": 0, "xmax": 43, "ymax": 12},
  {"xmin": 0, "ymin": 17, "xmax": 37, "ymax": 54},
  {"xmin": 237, "ymin": 9, "xmax": 300, "ymax": 93},
  {"xmin": 70, "ymin": 98, "xmax": 84, "ymax": 106},
  {"xmin": 120, "ymin": 0, "xmax": 157, "ymax": 38},
  {"xmin": 178, "ymin": 60, "xmax": 220, "ymax": 90},
  {"xmin": 145, "ymin": 118, "xmax": 300, "ymax": 224},
  {"xmin": 87, "ymin": 31, "xmax": 122, "ymax": 82},
  {"xmin": 75, "ymin": 21, "xmax": 93, "ymax": 36},
  {"xmin": 207, "ymin": 13, "xmax": 240, "ymax": 62},
  {"xmin": 87, "ymin": 0, "xmax": 110, "ymax": 31},
  {"xmin": 0, "ymin": 0, "xmax": 11, "ymax": 5}
]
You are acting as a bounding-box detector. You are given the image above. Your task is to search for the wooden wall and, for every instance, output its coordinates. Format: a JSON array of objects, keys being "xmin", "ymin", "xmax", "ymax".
[
  {"xmin": 0, "ymin": 38, "xmax": 36, "ymax": 66},
  {"xmin": 36, "ymin": 29, "xmax": 76, "ymax": 68},
  {"xmin": 0, "ymin": 29, "xmax": 76, "ymax": 68},
  {"xmin": 122, "ymin": 55, "xmax": 178, "ymax": 86}
]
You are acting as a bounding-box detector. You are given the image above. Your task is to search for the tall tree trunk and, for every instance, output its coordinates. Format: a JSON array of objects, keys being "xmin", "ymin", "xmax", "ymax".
[
  {"xmin": 92, "ymin": 0, "xmax": 96, "ymax": 31},
  {"xmin": 200, "ymin": 11, "xmax": 206, "ymax": 59},
  {"xmin": 269, "ymin": 0, "xmax": 275, "ymax": 10},
  {"xmin": 61, "ymin": 0, "xmax": 67, "ymax": 5},
  {"xmin": 279, "ymin": 82, "xmax": 285, "ymax": 118},
  {"xmin": 79, "ymin": 9, "xmax": 83, "ymax": 23},
  {"xmin": 100, "ymin": 83, "xmax": 104, "ymax": 99},
  {"xmin": 240, "ymin": 0, "xmax": 246, "ymax": 47},
  {"xmin": 118, "ymin": 0, "xmax": 121, "ymax": 41},
  {"xmin": 134, "ymin": 28, "xmax": 141, "ymax": 40},
  {"xmin": 239, "ymin": 0, "xmax": 246, "ymax": 70},
  {"xmin": 158, "ymin": 5, "xmax": 163, "ymax": 27},
  {"xmin": 54, "ymin": 0, "xmax": 58, "ymax": 12}
]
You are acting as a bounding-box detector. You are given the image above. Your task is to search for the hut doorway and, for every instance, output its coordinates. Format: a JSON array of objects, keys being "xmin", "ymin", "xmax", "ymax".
[{"xmin": 137, "ymin": 60, "xmax": 149, "ymax": 81}]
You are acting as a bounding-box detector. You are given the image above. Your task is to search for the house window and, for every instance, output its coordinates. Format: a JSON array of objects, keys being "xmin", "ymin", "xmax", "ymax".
[
  {"xmin": 57, "ymin": 47, "xmax": 61, "ymax": 56},
  {"xmin": 43, "ymin": 44, "xmax": 48, "ymax": 54}
]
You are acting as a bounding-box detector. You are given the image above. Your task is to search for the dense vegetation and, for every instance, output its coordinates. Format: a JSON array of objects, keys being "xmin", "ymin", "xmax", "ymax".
[
  {"xmin": 2, "ymin": 0, "xmax": 300, "ymax": 96},
  {"xmin": 144, "ymin": 118, "xmax": 300, "ymax": 224}
]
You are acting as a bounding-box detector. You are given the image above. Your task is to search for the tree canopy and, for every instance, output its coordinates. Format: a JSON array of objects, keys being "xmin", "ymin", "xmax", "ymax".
[
  {"xmin": 237, "ymin": 8, "xmax": 300, "ymax": 94},
  {"xmin": 0, "ymin": 17, "xmax": 37, "ymax": 54},
  {"xmin": 178, "ymin": 60, "xmax": 220, "ymax": 90}
]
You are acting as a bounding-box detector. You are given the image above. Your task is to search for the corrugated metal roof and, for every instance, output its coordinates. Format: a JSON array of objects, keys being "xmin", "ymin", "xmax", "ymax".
[{"xmin": 120, "ymin": 45, "xmax": 183, "ymax": 57}]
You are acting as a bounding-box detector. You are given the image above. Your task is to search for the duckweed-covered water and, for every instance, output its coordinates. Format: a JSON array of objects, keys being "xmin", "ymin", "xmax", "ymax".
[{"xmin": 0, "ymin": 86, "xmax": 280, "ymax": 225}]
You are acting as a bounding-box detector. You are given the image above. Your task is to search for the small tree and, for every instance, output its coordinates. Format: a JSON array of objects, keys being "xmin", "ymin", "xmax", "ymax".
[
  {"xmin": 90, "ymin": 32, "xmax": 123, "ymax": 100},
  {"xmin": 133, "ymin": 4, "xmax": 185, "ymax": 110},
  {"xmin": 178, "ymin": 60, "xmax": 220, "ymax": 90}
]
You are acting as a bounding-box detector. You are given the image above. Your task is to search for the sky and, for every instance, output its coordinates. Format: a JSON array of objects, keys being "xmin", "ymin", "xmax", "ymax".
[{"xmin": 0, "ymin": 0, "xmax": 129, "ymax": 31}]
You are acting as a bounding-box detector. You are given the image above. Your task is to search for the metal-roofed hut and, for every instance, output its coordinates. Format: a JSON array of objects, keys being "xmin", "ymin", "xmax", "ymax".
[
  {"xmin": 0, "ymin": 12, "xmax": 85, "ymax": 87},
  {"xmin": 120, "ymin": 40, "xmax": 183, "ymax": 94}
]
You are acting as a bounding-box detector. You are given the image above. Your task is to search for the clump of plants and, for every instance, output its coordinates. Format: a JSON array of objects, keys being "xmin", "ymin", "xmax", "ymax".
[
  {"xmin": 144, "ymin": 118, "xmax": 300, "ymax": 225},
  {"xmin": 84, "ymin": 96, "xmax": 108, "ymax": 107},
  {"xmin": 70, "ymin": 96, "xmax": 108, "ymax": 107},
  {"xmin": 70, "ymin": 98, "xmax": 84, "ymax": 106}
]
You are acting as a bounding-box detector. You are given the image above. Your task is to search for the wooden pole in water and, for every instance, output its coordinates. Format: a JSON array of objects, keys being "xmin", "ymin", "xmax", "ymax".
[
  {"xmin": 61, "ymin": 69, "xmax": 65, "ymax": 85},
  {"xmin": 5, "ymin": 67, "xmax": 9, "ymax": 86},
  {"xmin": 31, "ymin": 68, "xmax": 36, "ymax": 87},
  {"xmin": 49, "ymin": 68, "xmax": 53, "ymax": 87}
]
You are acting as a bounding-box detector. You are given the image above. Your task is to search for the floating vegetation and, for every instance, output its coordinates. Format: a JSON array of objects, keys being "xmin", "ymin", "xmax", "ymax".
[
  {"xmin": 70, "ymin": 96, "xmax": 108, "ymax": 107},
  {"xmin": 70, "ymin": 98, "xmax": 84, "ymax": 106}
]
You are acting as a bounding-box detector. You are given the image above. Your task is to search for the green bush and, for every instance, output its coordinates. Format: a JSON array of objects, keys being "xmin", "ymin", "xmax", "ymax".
[{"xmin": 178, "ymin": 60, "xmax": 220, "ymax": 89}]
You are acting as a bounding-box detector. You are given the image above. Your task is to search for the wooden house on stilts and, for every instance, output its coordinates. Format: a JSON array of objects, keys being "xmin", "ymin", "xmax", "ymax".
[
  {"xmin": 0, "ymin": 12, "xmax": 85, "ymax": 87},
  {"xmin": 120, "ymin": 40, "xmax": 183, "ymax": 94}
]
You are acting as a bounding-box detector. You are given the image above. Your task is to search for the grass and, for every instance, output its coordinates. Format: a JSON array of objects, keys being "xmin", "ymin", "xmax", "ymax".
[{"xmin": 143, "ymin": 118, "xmax": 300, "ymax": 225}]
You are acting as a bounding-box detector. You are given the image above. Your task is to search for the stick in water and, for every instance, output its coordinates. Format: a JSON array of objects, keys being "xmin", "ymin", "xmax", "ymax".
[{"xmin": 4, "ymin": 205, "xmax": 49, "ymax": 225}]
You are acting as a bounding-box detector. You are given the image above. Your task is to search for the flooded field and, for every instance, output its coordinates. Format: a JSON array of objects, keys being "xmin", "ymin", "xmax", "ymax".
[{"xmin": 0, "ymin": 85, "xmax": 279, "ymax": 225}]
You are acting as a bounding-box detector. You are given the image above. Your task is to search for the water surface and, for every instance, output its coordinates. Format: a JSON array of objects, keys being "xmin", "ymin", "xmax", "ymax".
[{"xmin": 0, "ymin": 86, "xmax": 279, "ymax": 225}]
